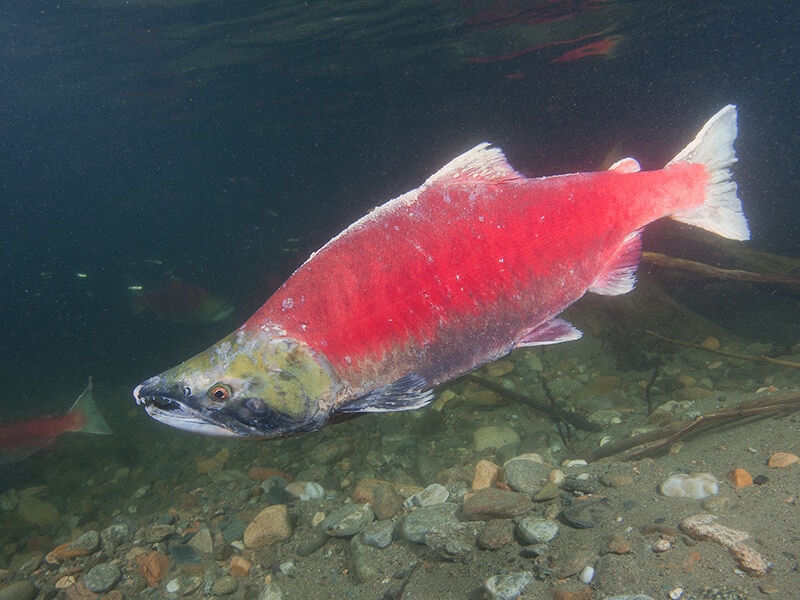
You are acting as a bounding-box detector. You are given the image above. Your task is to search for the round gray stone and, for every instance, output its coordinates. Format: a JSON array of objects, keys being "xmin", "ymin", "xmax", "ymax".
[
  {"xmin": 321, "ymin": 503, "xmax": 374, "ymax": 537},
  {"xmin": 516, "ymin": 517, "xmax": 559, "ymax": 545},
  {"xmin": 503, "ymin": 457, "xmax": 550, "ymax": 496},
  {"xmin": 83, "ymin": 563, "xmax": 121, "ymax": 593}
]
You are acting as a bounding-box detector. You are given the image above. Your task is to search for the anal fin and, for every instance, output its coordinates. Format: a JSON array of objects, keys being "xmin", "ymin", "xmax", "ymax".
[
  {"xmin": 589, "ymin": 231, "xmax": 642, "ymax": 296},
  {"xmin": 515, "ymin": 318, "xmax": 583, "ymax": 348},
  {"xmin": 334, "ymin": 373, "xmax": 434, "ymax": 415}
]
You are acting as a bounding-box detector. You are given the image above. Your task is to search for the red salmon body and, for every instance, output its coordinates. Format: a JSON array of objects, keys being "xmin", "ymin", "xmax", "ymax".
[
  {"xmin": 246, "ymin": 109, "xmax": 744, "ymax": 401},
  {"xmin": 134, "ymin": 105, "xmax": 748, "ymax": 439}
]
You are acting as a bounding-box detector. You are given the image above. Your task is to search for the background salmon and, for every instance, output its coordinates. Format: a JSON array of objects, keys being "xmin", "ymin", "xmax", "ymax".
[
  {"xmin": 0, "ymin": 379, "xmax": 112, "ymax": 464},
  {"xmin": 134, "ymin": 105, "xmax": 748, "ymax": 439}
]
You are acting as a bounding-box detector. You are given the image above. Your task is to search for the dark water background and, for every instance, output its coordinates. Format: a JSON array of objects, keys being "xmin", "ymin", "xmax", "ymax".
[{"xmin": 1, "ymin": 0, "xmax": 798, "ymax": 418}]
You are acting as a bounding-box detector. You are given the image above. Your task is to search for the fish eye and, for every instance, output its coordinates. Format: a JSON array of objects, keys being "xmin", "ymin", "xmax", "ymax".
[
  {"xmin": 209, "ymin": 384, "xmax": 231, "ymax": 402},
  {"xmin": 183, "ymin": 385, "xmax": 192, "ymax": 397}
]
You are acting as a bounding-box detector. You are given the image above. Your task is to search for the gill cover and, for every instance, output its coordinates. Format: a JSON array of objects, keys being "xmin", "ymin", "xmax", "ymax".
[{"xmin": 133, "ymin": 328, "xmax": 340, "ymax": 438}]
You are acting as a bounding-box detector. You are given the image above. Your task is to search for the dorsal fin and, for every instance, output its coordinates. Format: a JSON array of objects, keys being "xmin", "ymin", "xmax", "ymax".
[
  {"xmin": 424, "ymin": 143, "xmax": 526, "ymax": 187},
  {"xmin": 608, "ymin": 157, "xmax": 641, "ymax": 173}
]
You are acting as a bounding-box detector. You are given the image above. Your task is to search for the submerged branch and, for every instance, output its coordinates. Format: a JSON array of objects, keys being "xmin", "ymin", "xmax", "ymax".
[
  {"xmin": 585, "ymin": 391, "xmax": 800, "ymax": 462},
  {"xmin": 465, "ymin": 374, "xmax": 601, "ymax": 433},
  {"xmin": 645, "ymin": 330, "xmax": 800, "ymax": 369},
  {"xmin": 642, "ymin": 251, "xmax": 800, "ymax": 285}
]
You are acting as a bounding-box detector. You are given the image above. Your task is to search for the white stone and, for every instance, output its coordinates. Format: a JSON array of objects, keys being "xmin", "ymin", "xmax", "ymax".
[
  {"xmin": 659, "ymin": 473, "xmax": 718, "ymax": 499},
  {"xmin": 579, "ymin": 565, "xmax": 595, "ymax": 584}
]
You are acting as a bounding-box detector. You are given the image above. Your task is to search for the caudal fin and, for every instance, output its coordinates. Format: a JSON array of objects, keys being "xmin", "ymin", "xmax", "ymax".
[
  {"xmin": 667, "ymin": 105, "xmax": 750, "ymax": 241},
  {"xmin": 69, "ymin": 377, "xmax": 112, "ymax": 435}
]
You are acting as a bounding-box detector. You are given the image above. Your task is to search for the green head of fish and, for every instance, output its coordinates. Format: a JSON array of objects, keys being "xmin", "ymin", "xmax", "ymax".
[{"xmin": 133, "ymin": 328, "xmax": 339, "ymax": 438}]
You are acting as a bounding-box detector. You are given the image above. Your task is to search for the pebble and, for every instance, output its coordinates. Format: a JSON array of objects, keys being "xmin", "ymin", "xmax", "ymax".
[
  {"xmin": 136, "ymin": 523, "xmax": 175, "ymax": 544},
  {"xmin": 187, "ymin": 528, "xmax": 214, "ymax": 554},
  {"xmin": 484, "ymin": 571, "xmax": 534, "ymax": 600},
  {"xmin": 462, "ymin": 488, "xmax": 533, "ymax": 521},
  {"xmin": 652, "ymin": 539, "xmax": 672, "ymax": 553},
  {"xmin": 0, "ymin": 581, "xmax": 36, "ymax": 600},
  {"xmin": 169, "ymin": 543, "xmax": 202, "ymax": 565},
  {"xmin": 401, "ymin": 503, "xmax": 461, "ymax": 544},
  {"xmin": 258, "ymin": 582, "xmax": 284, "ymax": 600},
  {"xmin": 210, "ymin": 575, "xmax": 239, "ymax": 596},
  {"xmin": 166, "ymin": 579, "xmax": 181, "ymax": 594},
  {"xmin": 101, "ymin": 523, "xmax": 131, "ymax": 555},
  {"xmin": 578, "ymin": 565, "xmax": 595, "ymax": 584},
  {"xmin": 372, "ymin": 482, "xmax": 404, "ymax": 520},
  {"xmin": 659, "ymin": 473, "xmax": 718, "ymax": 499},
  {"xmin": 727, "ymin": 468, "xmax": 753, "ymax": 489},
  {"xmin": 561, "ymin": 498, "xmax": 611, "ymax": 529},
  {"xmin": 404, "ymin": 483, "xmax": 449, "ymax": 508},
  {"xmin": 83, "ymin": 562, "xmax": 121, "ymax": 593},
  {"xmin": 473, "ymin": 425, "xmax": 521, "ymax": 452},
  {"xmin": 294, "ymin": 528, "xmax": 330, "ymax": 557},
  {"xmin": 321, "ymin": 503, "xmax": 374, "ymax": 537},
  {"xmin": 533, "ymin": 483, "xmax": 561, "ymax": 502},
  {"xmin": 243, "ymin": 504, "xmax": 292, "ymax": 549},
  {"xmin": 17, "ymin": 498, "xmax": 60, "ymax": 527},
  {"xmin": 516, "ymin": 517, "xmax": 559, "ymax": 544},
  {"xmin": 476, "ymin": 519, "xmax": 514, "ymax": 550},
  {"xmin": 503, "ymin": 455, "xmax": 550, "ymax": 495},
  {"xmin": 485, "ymin": 359, "xmax": 515, "ymax": 377},
  {"xmin": 361, "ymin": 518, "xmax": 397, "ymax": 549},
  {"xmin": 561, "ymin": 475, "xmax": 603, "ymax": 496},
  {"xmin": 48, "ymin": 529, "xmax": 101, "ymax": 562},
  {"xmin": 230, "ymin": 555, "xmax": 251, "ymax": 576},
  {"xmin": 473, "ymin": 460, "xmax": 501, "ymax": 490},
  {"xmin": 767, "ymin": 451, "xmax": 799, "ymax": 468},
  {"xmin": 310, "ymin": 438, "xmax": 354, "ymax": 464},
  {"xmin": 680, "ymin": 513, "xmax": 771, "ymax": 576}
]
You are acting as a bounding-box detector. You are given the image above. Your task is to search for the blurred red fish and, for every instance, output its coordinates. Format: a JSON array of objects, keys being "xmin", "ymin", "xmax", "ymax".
[
  {"xmin": 0, "ymin": 378, "xmax": 111, "ymax": 464},
  {"xmin": 551, "ymin": 35, "xmax": 622, "ymax": 63},
  {"xmin": 133, "ymin": 278, "xmax": 233, "ymax": 323}
]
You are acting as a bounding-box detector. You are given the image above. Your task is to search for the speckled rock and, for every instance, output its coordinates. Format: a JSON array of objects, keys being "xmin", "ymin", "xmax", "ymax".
[
  {"xmin": 372, "ymin": 483, "xmax": 403, "ymax": 520},
  {"xmin": 243, "ymin": 504, "xmax": 292, "ymax": 548},
  {"xmin": 210, "ymin": 575, "xmax": 239, "ymax": 596},
  {"xmin": 516, "ymin": 517, "xmax": 558, "ymax": 544},
  {"xmin": 503, "ymin": 455, "xmax": 550, "ymax": 495},
  {"xmin": 71, "ymin": 530, "xmax": 101, "ymax": 554},
  {"xmin": 401, "ymin": 503, "xmax": 462, "ymax": 544},
  {"xmin": 83, "ymin": 562, "xmax": 121, "ymax": 593},
  {"xmin": 462, "ymin": 488, "xmax": 532, "ymax": 521},
  {"xmin": 404, "ymin": 483, "xmax": 449, "ymax": 508},
  {"xmin": 258, "ymin": 582, "xmax": 283, "ymax": 600},
  {"xmin": 101, "ymin": 523, "xmax": 131, "ymax": 555},
  {"xmin": 321, "ymin": 503, "xmax": 374, "ymax": 537},
  {"xmin": 361, "ymin": 518, "xmax": 397, "ymax": 549},
  {"xmin": 476, "ymin": 519, "xmax": 514, "ymax": 550},
  {"xmin": 136, "ymin": 523, "xmax": 175, "ymax": 543},
  {"xmin": 484, "ymin": 571, "xmax": 535, "ymax": 600}
]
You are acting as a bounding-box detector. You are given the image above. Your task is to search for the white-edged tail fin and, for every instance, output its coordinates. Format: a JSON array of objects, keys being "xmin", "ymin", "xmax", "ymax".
[
  {"xmin": 668, "ymin": 105, "xmax": 750, "ymax": 241},
  {"xmin": 69, "ymin": 377, "xmax": 112, "ymax": 435}
]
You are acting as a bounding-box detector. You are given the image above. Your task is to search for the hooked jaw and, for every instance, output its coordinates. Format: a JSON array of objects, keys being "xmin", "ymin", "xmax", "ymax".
[
  {"xmin": 133, "ymin": 379, "xmax": 254, "ymax": 437},
  {"xmin": 132, "ymin": 331, "xmax": 341, "ymax": 439}
]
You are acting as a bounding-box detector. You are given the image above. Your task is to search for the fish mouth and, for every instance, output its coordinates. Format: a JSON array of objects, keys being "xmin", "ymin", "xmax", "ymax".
[{"xmin": 133, "ymin": 383, "xmax": 247, "ymax": 437}]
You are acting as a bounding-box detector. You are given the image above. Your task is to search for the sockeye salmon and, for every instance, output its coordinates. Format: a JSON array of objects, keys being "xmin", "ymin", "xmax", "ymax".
[
  {"xmin": 134, "ymin": 105, "xmax": 749, "ymax": 439},
  {"xmin": 1, "ymin": 378, "xmax": 111, "ymax": 463}
]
